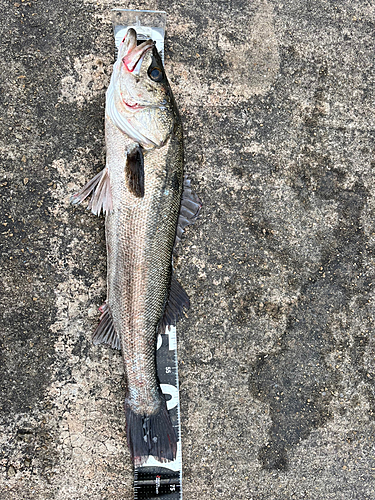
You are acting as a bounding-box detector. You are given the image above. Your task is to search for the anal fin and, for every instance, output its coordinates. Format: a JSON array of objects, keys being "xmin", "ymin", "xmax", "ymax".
[
  {"xmin": 92, "ymin": 302, "xmax": 121, "ymax": 350},
  {"xmin": 159, "ymin": 275, "xmax": 190, "ymax": 335}
]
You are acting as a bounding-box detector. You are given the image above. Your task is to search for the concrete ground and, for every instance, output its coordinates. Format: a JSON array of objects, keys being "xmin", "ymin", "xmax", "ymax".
[{"xmin": 1, "ymin": 0, "xmax": 375, "ymax": 498}]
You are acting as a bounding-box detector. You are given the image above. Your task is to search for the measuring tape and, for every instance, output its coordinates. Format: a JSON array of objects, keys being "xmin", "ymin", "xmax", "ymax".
[{"xmin": 110, "ymin": 10, "xmax": 183, "ymax": 499}]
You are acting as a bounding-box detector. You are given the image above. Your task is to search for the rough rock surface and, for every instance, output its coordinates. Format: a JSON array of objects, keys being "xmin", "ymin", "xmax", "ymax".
[{"xmin": 1, "ymin": 1, "xmax": 374, "ymax": 499}]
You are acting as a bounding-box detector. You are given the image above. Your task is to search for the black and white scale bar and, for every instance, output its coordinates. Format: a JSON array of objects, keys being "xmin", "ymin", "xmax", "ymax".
[
  {"xmin": 134, "ymin": 327, "xmax": 183, "ymax": 500},
  {"xmin": 134, "ymin": 469, "xmax": 181, "ymax": 499}
]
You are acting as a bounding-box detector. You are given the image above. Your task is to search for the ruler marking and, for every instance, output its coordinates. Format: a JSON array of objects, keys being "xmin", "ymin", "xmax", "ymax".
[{"xmin": 133, "ymin": 329, "xmax": 182, "ymax": 499}]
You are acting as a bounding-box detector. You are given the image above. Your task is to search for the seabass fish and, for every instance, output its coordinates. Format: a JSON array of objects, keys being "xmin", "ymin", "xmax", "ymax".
[{"xmin": 72, "ymin": 28, "xmax": 201, "ymax": 464}]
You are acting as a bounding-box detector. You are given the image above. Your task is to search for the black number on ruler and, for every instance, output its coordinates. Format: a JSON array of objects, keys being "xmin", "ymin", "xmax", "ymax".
[{"xmin": 134, "ymin": 468, "xmax": 181, "ymax": 499}]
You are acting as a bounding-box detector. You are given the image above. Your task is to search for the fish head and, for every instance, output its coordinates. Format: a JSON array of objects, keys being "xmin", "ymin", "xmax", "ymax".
[{"xmin": 107, "ymin": 28, "xmax": 177, "ymax": 148}]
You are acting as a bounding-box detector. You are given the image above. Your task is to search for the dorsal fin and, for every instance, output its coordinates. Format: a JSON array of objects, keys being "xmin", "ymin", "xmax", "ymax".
[
  {"xmin": 174, "ymin": 176, "xmax": 201, "ymax": 247},
  {"xmin": 125, "ymin": 145, "xmax": 144, "ymax": 198},
  {"xmin": 92, "ymin": 303, "xmax": 121, "ymax": 350},
  {"xmin": 159, "ymin": 275, "xmax": 190, "ymax": 335}
]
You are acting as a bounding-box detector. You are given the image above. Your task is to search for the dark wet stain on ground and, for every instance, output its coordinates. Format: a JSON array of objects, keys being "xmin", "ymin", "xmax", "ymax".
[
  {"xmin": 243, "ymin": 47, "xmax": 375, "ymax": 470},
  {"xmin": 249, "ymin": 171, "xmax": 374, "ymax": 471}
]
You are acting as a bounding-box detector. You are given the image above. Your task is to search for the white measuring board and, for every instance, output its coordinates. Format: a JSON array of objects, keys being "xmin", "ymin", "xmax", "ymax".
[
  {"xmin": 134, "ymin": 326, "xmax": 183, "ymax": 499},
  {"xmin": 110, "ymin": 9, "xmax": 183, "ymax": 500},
  {"xmin": 112, "ymin": 9, "xmax": 166, "ymax": 61}
]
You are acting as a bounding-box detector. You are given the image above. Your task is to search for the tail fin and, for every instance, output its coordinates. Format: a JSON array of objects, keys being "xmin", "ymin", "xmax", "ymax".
[{"xmin": 125, "ymin": 402, "xmax": 177, "ymax": 465}]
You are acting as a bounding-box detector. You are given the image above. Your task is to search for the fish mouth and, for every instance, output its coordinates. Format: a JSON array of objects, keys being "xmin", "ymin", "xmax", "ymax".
[
  {"xmin": 121, "ymin": 28, "xmax": 154, "ymax": 73},
  {"xmin": 121, "ymin": 99, "xmax": 145, "ymax": 112},
  {"xmin": 119, "ymin": 29, "xmax": 155, "ymax": 111},
  {"xmin": 121, "ymin": 97, "xmax": 165, "ymax": 113}
]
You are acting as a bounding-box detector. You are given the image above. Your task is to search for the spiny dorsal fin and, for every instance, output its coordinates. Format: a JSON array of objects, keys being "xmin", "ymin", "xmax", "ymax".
[
  {"xmin": 92, "ymin": 303, "xmax": 121, "ymax": 350},
  {"xmin": 159, "ymin": 275, "xmax": 190, "ymax": 335},
  {"xmin": 126, "ymin": 145, "xmax": 144, "ymax": 198},
  {"xmin": 71, "ymin": 167, "xmax": 113, "ymax": 216},
  {"xmin": 174, "ymin": 175, "xmax": 201, "ymax": 247}
]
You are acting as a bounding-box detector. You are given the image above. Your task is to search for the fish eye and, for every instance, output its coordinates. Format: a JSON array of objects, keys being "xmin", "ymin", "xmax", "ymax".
[{"xmin": 148, "ymin": 66, "xmax": 163, "ymax": 82}]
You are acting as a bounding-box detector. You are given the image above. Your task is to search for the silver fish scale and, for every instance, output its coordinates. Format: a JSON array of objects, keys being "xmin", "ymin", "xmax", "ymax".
[{"xmin": 105, "ymin": 117, "xmax": 183, "ymax": 415}]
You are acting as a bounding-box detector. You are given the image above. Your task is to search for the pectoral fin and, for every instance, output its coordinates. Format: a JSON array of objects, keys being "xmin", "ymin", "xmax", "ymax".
[
  {"xmin": 71, "ymin": 167, "xmax": 113, "ymax": 216},
  {"xmin": 125, "ymin": 145, "xmax": 144, "ymax": 198}
]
